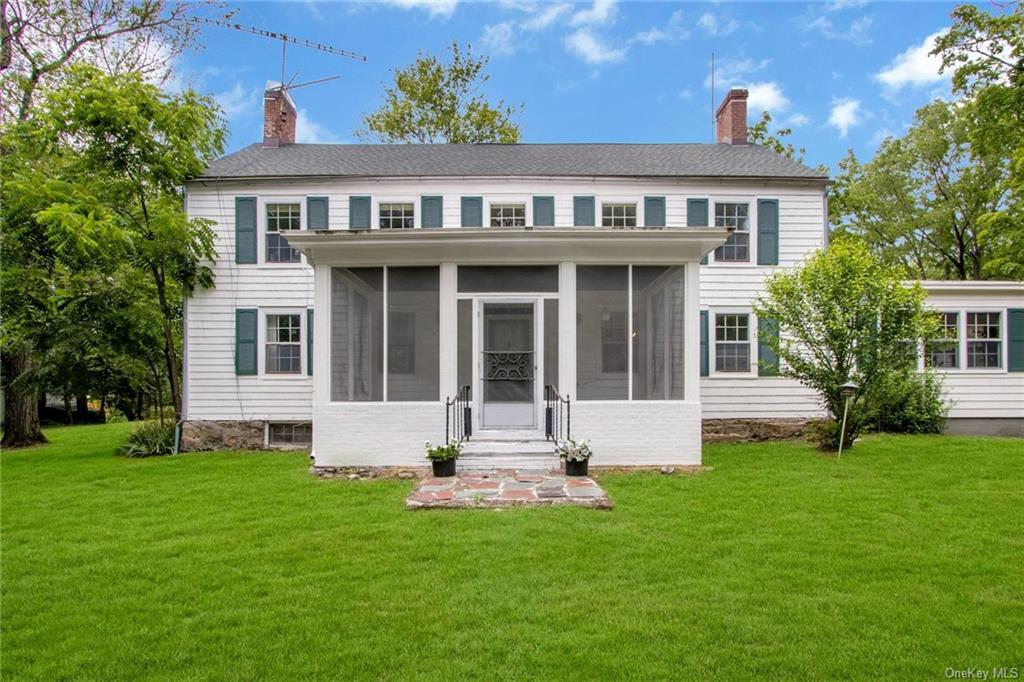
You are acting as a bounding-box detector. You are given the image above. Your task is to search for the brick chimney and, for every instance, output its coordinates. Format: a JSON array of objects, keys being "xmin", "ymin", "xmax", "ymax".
[
  {"xmin": 263, "ymin": 82, "xmax": 296, "ymax": 147},
  {"xmin": 715, "ymin": 88, "xmax": 748, "ymax": 145}
]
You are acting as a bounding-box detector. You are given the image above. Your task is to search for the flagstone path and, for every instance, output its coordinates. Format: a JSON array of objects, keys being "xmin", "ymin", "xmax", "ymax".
[{"xmin": 406, "ymin": 470, "xmax": 612, "ymax": 509}]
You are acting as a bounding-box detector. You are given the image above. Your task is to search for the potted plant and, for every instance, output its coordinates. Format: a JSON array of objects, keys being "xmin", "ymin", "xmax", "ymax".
[
  {"xmin": 425, "ymin": 440, "xmax": 462, "ymax": 477},
  {"xmin": 556, "ymin": 438, "xmax": 592, "ymax": 476}
]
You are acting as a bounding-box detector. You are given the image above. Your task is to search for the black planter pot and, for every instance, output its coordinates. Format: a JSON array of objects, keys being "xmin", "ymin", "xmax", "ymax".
[
  {"xmin": 432, "ymin": 458, "xmax": 457, "ymax": 477},
  {"xmin": 564, "ymin": 459, "xmax": 589, "ymax": 477}
]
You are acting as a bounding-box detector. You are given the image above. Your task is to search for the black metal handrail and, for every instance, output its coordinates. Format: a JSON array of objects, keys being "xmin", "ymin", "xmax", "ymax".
[
  {"xmin": 544, "ymin": 384, "xmax": 571, "ymax": 442},
  {"xmin": 445, "ymin": 385, "xmax": 472, "ymax": 443}
]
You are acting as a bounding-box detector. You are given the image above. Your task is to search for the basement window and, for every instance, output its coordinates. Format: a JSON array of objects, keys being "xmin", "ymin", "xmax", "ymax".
[{"xmin": 269, "ymin": 422, "xmax": 312, "ymax": 446}]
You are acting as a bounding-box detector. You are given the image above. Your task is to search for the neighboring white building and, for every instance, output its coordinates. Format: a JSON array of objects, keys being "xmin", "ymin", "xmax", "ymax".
[{"xmin": 181, "ymin": 87, "xmax": 1024, "ymax": 468}]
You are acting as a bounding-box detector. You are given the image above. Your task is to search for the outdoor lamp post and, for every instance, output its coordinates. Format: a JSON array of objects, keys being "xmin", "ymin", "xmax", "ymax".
[{"xmin": 837, "ymin": 380, "xmax": 860, "ymax": 460}]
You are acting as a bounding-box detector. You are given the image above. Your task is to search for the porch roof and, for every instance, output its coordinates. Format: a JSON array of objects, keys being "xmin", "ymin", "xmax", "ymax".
[{"xmin": 285, "ymin": 227, "xmax": 730, "ymax": 266}]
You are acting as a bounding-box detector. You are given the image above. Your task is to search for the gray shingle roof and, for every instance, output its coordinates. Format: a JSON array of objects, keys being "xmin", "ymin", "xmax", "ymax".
[{"xmin": 196, "ymin": 143, "xmax": 828, "ymax": 181}]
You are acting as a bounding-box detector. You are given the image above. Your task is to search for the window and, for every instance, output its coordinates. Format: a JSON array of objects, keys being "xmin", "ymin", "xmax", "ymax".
[
  {"xmin": 269, "ymin": 422, "xmax": 311, "ymax": 446},
  {"xmin": 602, "ymin": 203, "xmax": 637, "ymax": 228},
  {"xmin": 967, "ymin": 311, "xmax": 1001, "ymax": 368},
  {"xmin": 266, "ymin": 314, "xmax": 302, "ymax": 374},
  {"xmin": 926, "ymin": 312, "xmax": 959, "ymax": 368},
  {"xmin": 379, "ymin": 203, "xmax": 414, "ymax": 229},
  {"xmin": 266, "ymin": 203, "xmax": 301, "ymax": 263},
  {"xmin": 490, "ymin": 203, "xmax": 526, "ymax": 227},
  {"xmin": 715, "ymin": 313, "xmax": 750, "ymax": 373},
  {"xmin": 713, "ymin": 203, "xmax": 749, "ymax": 262}
]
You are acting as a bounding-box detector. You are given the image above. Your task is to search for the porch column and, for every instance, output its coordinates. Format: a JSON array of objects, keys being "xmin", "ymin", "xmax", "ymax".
[
  {"xmin": 558, "ymin": 262, "xmax": 576, "ymax": 398},
  {"xmin": 438, "ymin": 262, "xmax": 458, "ymax": 401},
  {"xmin": 684, "ymin": 260, "xmax": 701, "ymax": 402}
]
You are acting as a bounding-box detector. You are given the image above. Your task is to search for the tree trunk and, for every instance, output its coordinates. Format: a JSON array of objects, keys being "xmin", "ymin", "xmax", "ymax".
[
  {"xmin": 63, "ymin": 393, "xmax": 72, "ymax": 424},
  {"xmin": 152, "ymin": 270, "xmax": 182, "ymax": 420},
  {"xmin": 75, "ymin": 393, "xmax": 89, "ymax": 423},
  {"xmin": 1, "ymin": 348, "xmax": 47, "ymax": 448},
  {"xmin": 134, "ymin": 391, "xmax": 144, "ymax": 421},
  {"xmin": 98, "ymin": 395, "xmax": 106, "ymax": 423}
]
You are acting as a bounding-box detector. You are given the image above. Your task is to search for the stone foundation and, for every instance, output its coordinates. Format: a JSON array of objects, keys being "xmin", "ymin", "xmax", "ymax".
[
  {"xmin": 701, "ymin": 418, "xmax": 817, "ymax": 444},
  {"xmin": 181, "ymin": 420, "xmax": 265, "ymax": 451}
]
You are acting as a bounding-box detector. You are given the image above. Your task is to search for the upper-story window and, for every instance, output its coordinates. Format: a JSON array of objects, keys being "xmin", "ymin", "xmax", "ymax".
[
  {"xmin": 714, "ymin": 203, "xmax": 749, "ymax": 262},
  {"xmin": 266, "ymin": 313, "xmax": 302, "ymax": 374},
  {"xmin": 490, "ymin": 203, "xmax": 526, "ymax": 227},
  {"xmin": 602, "ymin": 203, "xmax": 637, "ymax": 228},
  {"xmin": 266, "ymin": 203, "xmax": 301, "ymax": 263},
  {"xmin": 379, "ymin": 203, "xmax": 414, "ymax": 229},
  {"xmin": 715, "ymin": 313, "xmax": 751, "ymax": 372},
  {"xmin": 966, "ymin": 311, "xmax": 1001, "ymax": 368},
  {"xmin": 926, "ymin": 312, "xmax": 959, "ymax": 368}
]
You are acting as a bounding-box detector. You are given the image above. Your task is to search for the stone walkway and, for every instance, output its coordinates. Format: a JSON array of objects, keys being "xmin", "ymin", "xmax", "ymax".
[{"xmin": 406, "ymin": 470, "xmax": 612, "ymax": 509}]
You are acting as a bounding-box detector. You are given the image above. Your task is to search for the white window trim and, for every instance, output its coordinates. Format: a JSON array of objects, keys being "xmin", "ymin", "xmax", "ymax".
[
  {"xmin": 963, "ymin": 308, "xmax": 1006, "ymax": 372},
  {"xmin": 373, "ymin": 196, "xmax": 419, "ymax": 230},
  {"xmin": 597, "ymin": 196, "xmax": 643, "ymax": 228},
  {"xmin": 259, "ymin": 307, "xmax": 307, "ymax": 379},
  {"xmin": 707, "ymin": 197, "xmax": 757, "ymax": 267},
  {"xmin": 485, "ymin": 197, "xmax": 532, "ymax": 227},
  {"xmin": 258, "ymin": 196, "xmax": 307, "ymax": 267},
  {"xmin": 709, "ymin": 308, "xmax": 758, "ymax": 379}
]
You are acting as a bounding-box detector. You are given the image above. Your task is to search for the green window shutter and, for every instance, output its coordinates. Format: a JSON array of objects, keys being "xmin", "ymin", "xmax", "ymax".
[
  {"xmin": 689, "ymin": 199, "xmax": 709, "ymax": 264},
  {"xmin": 757, "ymin": 199, "xmax": 780, "ymax": 266},
  {"xmin": 700, "ymin": 310, "xmax": 709, "ymax": 377},
  {"xmin": 644, "ymin": 196, "xmax": 666, "ymax": 227},
  {"xmin": 235, "ymin": 309, "xmax": 258, "ymax": 376},
  {"xmin": 307, "ymin": 196, "xmax": 329, "ymax": 230},
  {"xmin": 758, "ymin": 317, "xmax": 780, "ymax": 376},
  {"xmin": 461, "ymin": 196, "xmax": 482, "ymax": 227},
  {"xmin": 1009, "ymin": 308, "xmax": 1024, "ymax": 372},
  {"xmin": 421, "ymin": 196, "xmax": 443, "ymax": 228},
  {"xmin": 235, "ymin": 196, "xmax": 257, "ymax": 264},
  {"xmin": 307, "ymin": 309, "xmax": 314, "ymax": 376},
  {"xmin": 573, "ymin": 196, "xmax": 595, "ymax": 226},
  {"xmin": 533, "ymin": 196, "xmax": 555, "ymax": 226},
  {"xmin": 349, "ymin": 196, "xmax": 371, "ymax": 229}
]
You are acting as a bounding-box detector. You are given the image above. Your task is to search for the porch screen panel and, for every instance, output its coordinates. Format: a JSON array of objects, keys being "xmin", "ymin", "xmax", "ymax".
[
  {"xmin": 544, "ymin": 298, "xmax": 559, "ymax": 390},
  {"xmin": 632, "ymin": 266, "xmax": 685, "ymax": 400},
  {"xmin": 457, "ymin": 299, "xmax": 472, "ymax": 394},
  {"xmin": 576, "ymin": 266, "xmax": 628, "ymax": 400},
  {"xmin": 387, "ymin": 267, "xmax": 440, "ymax": 401},
  {"xmin": 457, "ymin": 265, "xmax": 558, "ymax": 293},
  {"xmin": 331, "ymin": 267, "xmax": 384, "ymax": 401}
]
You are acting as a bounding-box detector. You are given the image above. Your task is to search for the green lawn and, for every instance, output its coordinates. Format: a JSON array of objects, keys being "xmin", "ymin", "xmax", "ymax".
[{"xmin": 2, "ymin": 424, "xmax": 1022, "ymax": 680}]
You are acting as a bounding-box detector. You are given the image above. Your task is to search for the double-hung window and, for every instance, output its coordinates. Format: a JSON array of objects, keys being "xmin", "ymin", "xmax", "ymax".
[
  {"xmin": 602, "ymin": 203, "xmax": 637, "ymax": 228},
  {"xmin": 713, "ymin": 203, "xmax": 749, "ymax": 262},
  {"xmin": 490, "ymin": 203, "xmax": 526, "ymax": 227},
  {"xmin": 266, "ymin": 313, "xmax": 302, "ymax": 374},
  {"xmin": 926, "ymin": 312, "xmax": 959, "ymax": 368},
  {"xmin": 266, "ymin": 203, "xmax": 301, "ymax": 263},
  {"xmin": 715, "ymin": 313, "xmax": 751, "ymax": 372},
  {"xmin": 966, "ymin": 312, "xmax": 1002, "ymax": 368},
  {"xmin": 379, "ymin": 203, "xmax": 414, "ymax": 229}
]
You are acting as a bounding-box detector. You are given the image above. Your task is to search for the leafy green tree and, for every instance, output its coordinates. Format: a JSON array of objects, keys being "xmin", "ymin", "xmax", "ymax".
[
  {"xmin": 754, "ymin": 236, "xmax": 939, "ymax": 451},
  {"xmin": 748, "ymin": 111, "xmax": 806, "ymax": 163},
  {"xmin": 360, "ymin": 42, "xmax": 522, "ymax": 144}
]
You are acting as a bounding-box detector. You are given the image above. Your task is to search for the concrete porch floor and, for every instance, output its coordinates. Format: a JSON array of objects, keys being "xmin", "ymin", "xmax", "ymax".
[{"xmin": 406, "ymin": 470, "xmax": 613, "ymax": 509}]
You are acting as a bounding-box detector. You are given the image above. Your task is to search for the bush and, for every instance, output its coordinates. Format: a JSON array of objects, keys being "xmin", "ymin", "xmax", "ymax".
[
  {"xmin": 424, "ymin": 440, "xmax": 462, "ymax": 462},
  {"xmin": 805, "ymin": 418, "xmax": 843, "ymax": 451},
  {"xmin": 863, "ymin": 371, "xmax": 948, "ymax": 435},
  {"xmin": 119, "ymin": 421, "xmax": 176, "ymax": 457}
]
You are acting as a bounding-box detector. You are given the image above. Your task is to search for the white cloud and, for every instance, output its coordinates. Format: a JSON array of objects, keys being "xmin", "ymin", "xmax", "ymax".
[
  {"xmin": 828, "ymin": 97, "xmax": 862, "ymax": 138},
  {"xmin": 564, "ymin": 28, "xmax": 626, "ymax": 65},
  {"xmin": 522, "ymin": 2, "xmax": 571, "ymax": 30},
  {"xmin": 390, "ymin": 0, "xmax": 458, "ymax": 19},
  {"xmin": 678, "ymin": 88, "xmax": 693, "ymax": 100},
  {"xmin": 570, "ymin": 0, "xmax": 617, "ymax": 27},
  {"xmin": 705, "ymin": 57, "xmax": 771, "ymax": 88},
  {"xmin": 801, "ymin": 13, "xmax": 873, "ymax": 44},
  {"xmin": 825, "ymin": 0, "xmax": 869, "ymax": 11},
  {"xmin": 296, "ymin": 108, "xmax": 342, "ymax": 143},
  {"xmin": 785, "ymin": 113, "xmax": 810, "ymax": 127},
  {"xmin": 633, "ymin": 9, "xmax": 689, "ymax": 45},
  {"xmin": 481, "ymin": 21, "xmax": 517, "ymax": 56},
  {"xmin": 745, "ymin": 81, "xmax": 790, "ymax": 114},
  {"xmin": 874, "ymin": 29, "xmax": 949, "ymax": 91},
  {"xmin": 697, "ymin": 12, "xmax": 738, "ymax": 37},
  {"xmin": 214, "ymin": 83, "xmax": 259, "ymax": 119}
]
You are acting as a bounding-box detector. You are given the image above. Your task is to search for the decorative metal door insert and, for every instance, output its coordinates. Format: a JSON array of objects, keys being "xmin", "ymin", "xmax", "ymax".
[{"xmin": 483, "ymin": 351, "xmax": 534, "ymax": 380}]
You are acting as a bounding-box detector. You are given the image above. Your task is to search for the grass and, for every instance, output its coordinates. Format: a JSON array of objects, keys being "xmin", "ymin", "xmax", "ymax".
[{"xmin": 2, "ymin": 424, "xmax": 1022, "ymax": 680}]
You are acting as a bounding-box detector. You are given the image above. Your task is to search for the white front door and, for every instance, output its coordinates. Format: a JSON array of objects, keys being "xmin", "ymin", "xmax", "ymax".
[{"xmin": 479, "ymin": 300, "xmax": 540, "ymax": 430}]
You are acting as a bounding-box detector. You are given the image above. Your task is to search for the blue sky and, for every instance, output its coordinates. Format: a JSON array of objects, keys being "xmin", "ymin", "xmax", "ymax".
[{"xmin": 173, "ymin": 0, "xmax": 967, "ymax": 172}]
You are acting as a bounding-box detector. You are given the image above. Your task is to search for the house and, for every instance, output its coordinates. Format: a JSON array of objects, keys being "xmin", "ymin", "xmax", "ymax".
[{"xmin": 180, "ymin": 86, "xmax": 1024, "ymax": 468}]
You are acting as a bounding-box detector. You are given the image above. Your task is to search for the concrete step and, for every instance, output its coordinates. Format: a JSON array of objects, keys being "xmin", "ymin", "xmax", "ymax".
[
  {"xmin": 459, "ymin": 455, "xmax": 561, "ymax": 472},
  {"xmin": 462, "ymin": 439, "xmax": 555, "ymax": 457}
]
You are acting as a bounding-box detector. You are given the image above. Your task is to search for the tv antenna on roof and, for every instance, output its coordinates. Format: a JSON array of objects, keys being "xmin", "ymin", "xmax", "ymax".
[{"xmin": 189, "ymin": 16, "xmax": 367, "ymax": 92}]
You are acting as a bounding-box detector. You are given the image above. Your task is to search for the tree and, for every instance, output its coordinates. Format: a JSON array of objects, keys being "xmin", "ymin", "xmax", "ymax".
[
  {"xmin": 753, "ymin": 236, "xmax": 939, "ymax": 451},
  {"xmin": 829, "ymin": 99, "xmax": 1009, "ymax": 280},
  {"xmin": 360, "ymin": 42, "xmax": 522, "ymax": 144},
  {"xmin": 748, "ymin": 111, "xmax": 807, "ymax": 163}
]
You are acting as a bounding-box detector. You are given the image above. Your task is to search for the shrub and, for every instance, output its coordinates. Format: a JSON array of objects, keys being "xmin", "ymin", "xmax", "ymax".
[
  {"xmin": 120, "ymin": 421, "xmax": 176, "ymax": 458},
  {"xmin": 555, "ymin": 438, "xmax": 592, "ymax": 462},
  {"xmin": 863, "ymin": 371, "xmax": 948, "ymax": 435},
  {"xmin": 424, "ymin": 440, "xmax": 462, "ymax": 462}
]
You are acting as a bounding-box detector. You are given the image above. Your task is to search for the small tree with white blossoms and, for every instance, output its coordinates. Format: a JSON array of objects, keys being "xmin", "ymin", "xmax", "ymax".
[{"xmin": 753, "ymin": 236, "xmax": 939, "ymax": 451}]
